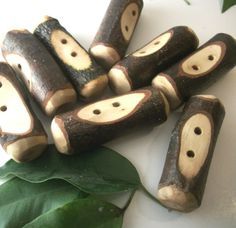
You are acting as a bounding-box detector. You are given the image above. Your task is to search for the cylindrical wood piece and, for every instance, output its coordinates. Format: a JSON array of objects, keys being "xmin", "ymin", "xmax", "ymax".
[
  {"xmin": 34, "ymin": 16, "xmax": 108, "ymax": 100},
  {"xmin": 0, "ymin": 62, "xmax": 48, "ymax": 163},
  {"xmin": 109, "ymin": 26, "xmax": 199, "ymax": 94},
  {"xmin": 1, "ymin": 29, "xmax": 77, "ymax": 116},
  {"xmin": 51, "ymin": 87, "xmax": 169, "ymax": 154},
  {"xmin": 89, "ymin": 0, "xmax": 144, "ymax": 70},
  {"xmin": 157, "ymin": 95, "xmax": 225, "ymax": 212},
  {"xmin": 152, "ymin": 33, "xmax": 236, "ymax": 110}
]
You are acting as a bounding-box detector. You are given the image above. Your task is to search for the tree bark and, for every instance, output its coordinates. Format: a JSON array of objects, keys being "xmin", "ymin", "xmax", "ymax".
[
  {"xmin": 153, "ymin": 33, "xmax": 236, "ymax": 109},
  {"xmin": 108, "ymin": 26, "xmax": 199, "ymax": 94},
  {"xmin": 0, "ymin": 62, "xmax": 48, "ymax": 163},
  {"xmin": 89, "ymin": 0, "xmax": 144, "ymax": 70},
  {"xmin": 1, "ymin": 29, "xmax": 76, "ymax": 116},
  {"xmin": 34, "ymin": 17, "xmax": 108, "ymax": 100},
  {"xmin": 157, "ymin": 95, "xmax": 225, "ymax": 212},
  {"xmin": 51, "ymin": 86, "xmax": 169, "ymax": 154}
]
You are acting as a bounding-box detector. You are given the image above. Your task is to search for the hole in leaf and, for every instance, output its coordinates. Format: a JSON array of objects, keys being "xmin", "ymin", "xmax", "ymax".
[
  {"xmin": 208, "ymin": 55, "xmax": 214, "ymax": 61},
  {"xmin": 194, "ymin": 127, "xmax": 202, "ymax": 135},
  {"xmin": 186, "ymin": 150, "xmax": 195, "ymax": 158},
  {"xmin": 93, "ymin": 109, "xmax": 101, "ymax": 115},
  {"xmin": 71, "ymin": 52, "xmax": 77, "ymax": 57},
  {"xmin": 112, "ymin": 102, "xmax": 120, "ymax": 107},
  {"xmin": 192, "ymin": 65, "xmax": 199, "ymax": 71},
  {"xmin": 61, "ymin": 39, "xmax": 67, "ymax": 44},
  {"xmin": 0, "ymin": 106, "xmax": 7, "ymax": 112}
]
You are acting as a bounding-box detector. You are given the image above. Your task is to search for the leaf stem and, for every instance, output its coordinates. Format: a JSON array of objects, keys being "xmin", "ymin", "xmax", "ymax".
[
  {"xmin": 184, "ymin": 0, "xmax": 191, "ymax": 5},
  {"xmin": 140, "ymin": 184, "xmax": 169, "ymax": 210},
  {"xmin": 122, "ymin": 189, "xmax": 136, "ymax": 212}
]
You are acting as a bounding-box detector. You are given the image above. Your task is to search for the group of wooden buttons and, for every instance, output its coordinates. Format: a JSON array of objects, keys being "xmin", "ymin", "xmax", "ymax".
[{"xmin": 0, "ymin": 0, "xmax": 236, "ymax": 212}]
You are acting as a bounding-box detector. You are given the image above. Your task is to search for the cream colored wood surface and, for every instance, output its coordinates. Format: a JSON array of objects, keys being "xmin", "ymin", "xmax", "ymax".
[
  {"xmin": 181, "ymin": 43, "xmax": 224, "ymax": 76},
  {"xmin": 0, "ymin": 75, "xmax": 33, "ymax": 135},
  {"xmin": 78, "ymin": 92, "xmax": 149, "ymax": 124},
  {"xmin": 178, "ymin": 113, "xmax": 212, "ymax": 179},
  {"xmin": 133, "ymin": 31, "xmax": 172, "ymax": 57},
  {"xmin": 121, "ymin": 3, "xmax": 140, "ymax": 41},
  {"xmin": 90, "ymin": 44, "xmax": 121, "ymax": 66},
  {"xmin": 51, "ymin": 30, "xmax": 92, "ymax": 70},
  {"xmin": 108, "ymin": 68, "xmax": 131, "ymax": 94},
  {"xmin": 152, "ymin": 74, "xmax": 182, "ymax": 109}
]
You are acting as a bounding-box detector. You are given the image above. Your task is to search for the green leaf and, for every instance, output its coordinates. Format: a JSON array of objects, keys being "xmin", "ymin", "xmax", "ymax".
[
  {"xmin": 0, "ymin": 145, "xmax": 140, "ymax": 194},
  {"xmin": 24, "ymin": 197, "xmax": 123, "ymax": 228},
  {"xmin": 222, "ymin": 0, "xmax": 236, "ymax": 12},
  {"xmin": 0, "ymin": 178, "xmax": 87, "ymax": 228}
]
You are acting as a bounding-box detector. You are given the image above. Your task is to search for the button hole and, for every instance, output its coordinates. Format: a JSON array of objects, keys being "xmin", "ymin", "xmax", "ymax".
[
  {"xmin": 186, "ymin": 150, "xmax": 195, "ymax": 158},
  {"xmin": 0, "ymin": 106, "xmax": 7, "ymax": 112},
  {"xmin": 71, "ymin": 52, "xmax": 77, "ymax": 57},
  {"xmin": 93, "ymin": 109, "xmax": 101, "ymax": 115},
  {"xmin": 61, "ymin": 39, "xmax": 67, "ymax": 44},
  {"xmin": 139, "ymin": 51, "xmax": 146, "ymax": 54},
  {"xmin": 194, "ymin": 127, "xmax": 202, "ymax": 135},
  {"xmin": 154, "ymin": 41, "xmax": 160, "ymax": 45},
  {"xmin": 112, "ymin": 102, "xmax": 120, "ymax": 107},
  {"xmin": 125, "ymin": 26, "xmax": 129, "ymax": 32},
  {"xmin": 208, "ymin": 55, "xmax": 214, "ymax": 61},
  {"xmin": 192, "ymin": 65, "xmax": 199, "ymax": 71},
  {"xmin": 132, "ymin": 10, "xmax": 136, "ymax": 16},
  {"xmin": 18, "ymin": 64, "xmax": 22, "ymax": 70}
]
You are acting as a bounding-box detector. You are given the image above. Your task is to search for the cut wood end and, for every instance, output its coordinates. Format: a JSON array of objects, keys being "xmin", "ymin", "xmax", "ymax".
[
  {"xmin": 90, "ymin": 44, "xmax": 120, "ymax": 68},
  {"xmin": 152, "ymin": 74, "xmax": 182, "ymax": 110},
  {"xmin": 157, "ymin": 185, "xmax": 198, "ymax": 212},
  {"xmin": 80, "ymin": 75, "xmax": 108, "ymax": 99},
  {"xmin": 51, "ymin": 117, "xmax": 71, "ymax": 154},
  {"xmin": 108, "ymin": 68, "xmax": 131, "ymax": 94},
  {"xmin": 6, "ymin": 136, "xmax": 48, "ymax": 163},
  {"xmin": 45, "ymin": 87, "xmax": 77, "ymax": 116}
]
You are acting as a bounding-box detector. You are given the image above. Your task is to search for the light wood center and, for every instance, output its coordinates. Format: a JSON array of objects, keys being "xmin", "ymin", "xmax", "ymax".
[
  {"xmin": 181, "ymin": 43, "xmax": 224, "ymax": 76},
  {"xmin": 121, "ymin": 3, "xmax": 139, "ymax": 41},
  {"xmin": 178, "ymin": 113, "xmax": 212, "ymax": 179},
  {"xmin": 51, "ymin": 30, "xmax": 92, "ymax": 71},
  {"xmin": 0, "ymin": 76, "xmax": 33, "ymax": 135},
  {"xmin": 78, "ymin": 91, "xmax": 150, "ymax": 124},
  {"xmin": 133, "ymin": 31, "xmax": 172, "ymax": 57}
]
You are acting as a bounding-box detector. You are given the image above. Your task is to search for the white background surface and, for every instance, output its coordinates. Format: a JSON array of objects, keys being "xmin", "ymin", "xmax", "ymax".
[{"xmin": 0, "ymin": 0, "xmax": 236, "ymax": 227}]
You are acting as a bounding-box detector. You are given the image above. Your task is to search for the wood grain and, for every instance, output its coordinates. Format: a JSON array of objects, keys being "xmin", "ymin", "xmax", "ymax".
[
  {"xmin": 109, "ymin": 26, "xmax": 199, "ymax": 94},
  {"xmin": 0, "ymin": 62, "xmax": 48, "ymax": 163},
  {"xmin": 34, "ymin": 17, "xmax": 108, "ymax": 100},
  {"xmin": 153, "ymin": 33, "xmax": 236, "ymax": 109},
  {"xmin": 1, "ymin": 29, "xmax": 76, "ymax": 116},
  {"xmin": 157, "ymin": 95, "xmax": 225, "ymax": 212},
  {"xmin": 51, "ymin": 86, "xmax": 169, "ymax": 154},
  {"xmin": 90, "ymin": 0, "xmax": 143, "ymax": 70}
]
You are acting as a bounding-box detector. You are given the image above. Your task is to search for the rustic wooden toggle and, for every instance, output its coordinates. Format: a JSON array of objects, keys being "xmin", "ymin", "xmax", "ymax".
[
  {"xmin": 157, "ymin": 95, "xmax": 225, "ymax": 212},
  {"xmin": 51, "ymin": 87, "xmax": 169, "ymax": 154},
  {"xmin": 152, "ymin": 33, "xmax": 236, "ymax": 110},
  {"xmin": 109, "ymin": 26, "xmax": 199, "ymax": 94},
  {"xmin": 89, "ymin": 0, "xmax": 144, "ymax": 70},
  {"xmin": 1, "ymin": 29, "xmax": 77, "ymax": 116},
  {"xmin": 0, "ymin": 62, "xmax": 48, "ymax": 163},
  {"xmin": 34, "ymin": 16, "xmax": 108, "ymax": 100}
]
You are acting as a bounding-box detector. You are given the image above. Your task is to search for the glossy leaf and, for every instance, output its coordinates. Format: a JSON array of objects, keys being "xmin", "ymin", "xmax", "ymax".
[
  {"xmin": 0, "ymin": 145, "xmax": 140, "ymax": 194},
  {"xmin": 24, "ymin": 197, "xmax": 123, "ymax": 228},
  {"xmin": 0, "ymin": 178, "xmax": 87, "ymax": 228},
  {"xmin": 222, "ymin": 0, "xmax": 236, "ymax": 12}
]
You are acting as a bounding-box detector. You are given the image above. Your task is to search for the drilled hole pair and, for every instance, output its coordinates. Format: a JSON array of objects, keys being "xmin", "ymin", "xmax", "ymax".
[
  {"xmin": 191, "ymin": 55, "xmax": 215, "ymax": 71},
  {"xmin": 186, "ymin": 127, "xmax": 202, "ymax": 158},
  {"xmin": 61, "ymin": 39, "xmax": 77, "ymax": 57},
  {"xmin": 93, "ymin": 102, "xmax": 121, "ymax": 115}
]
